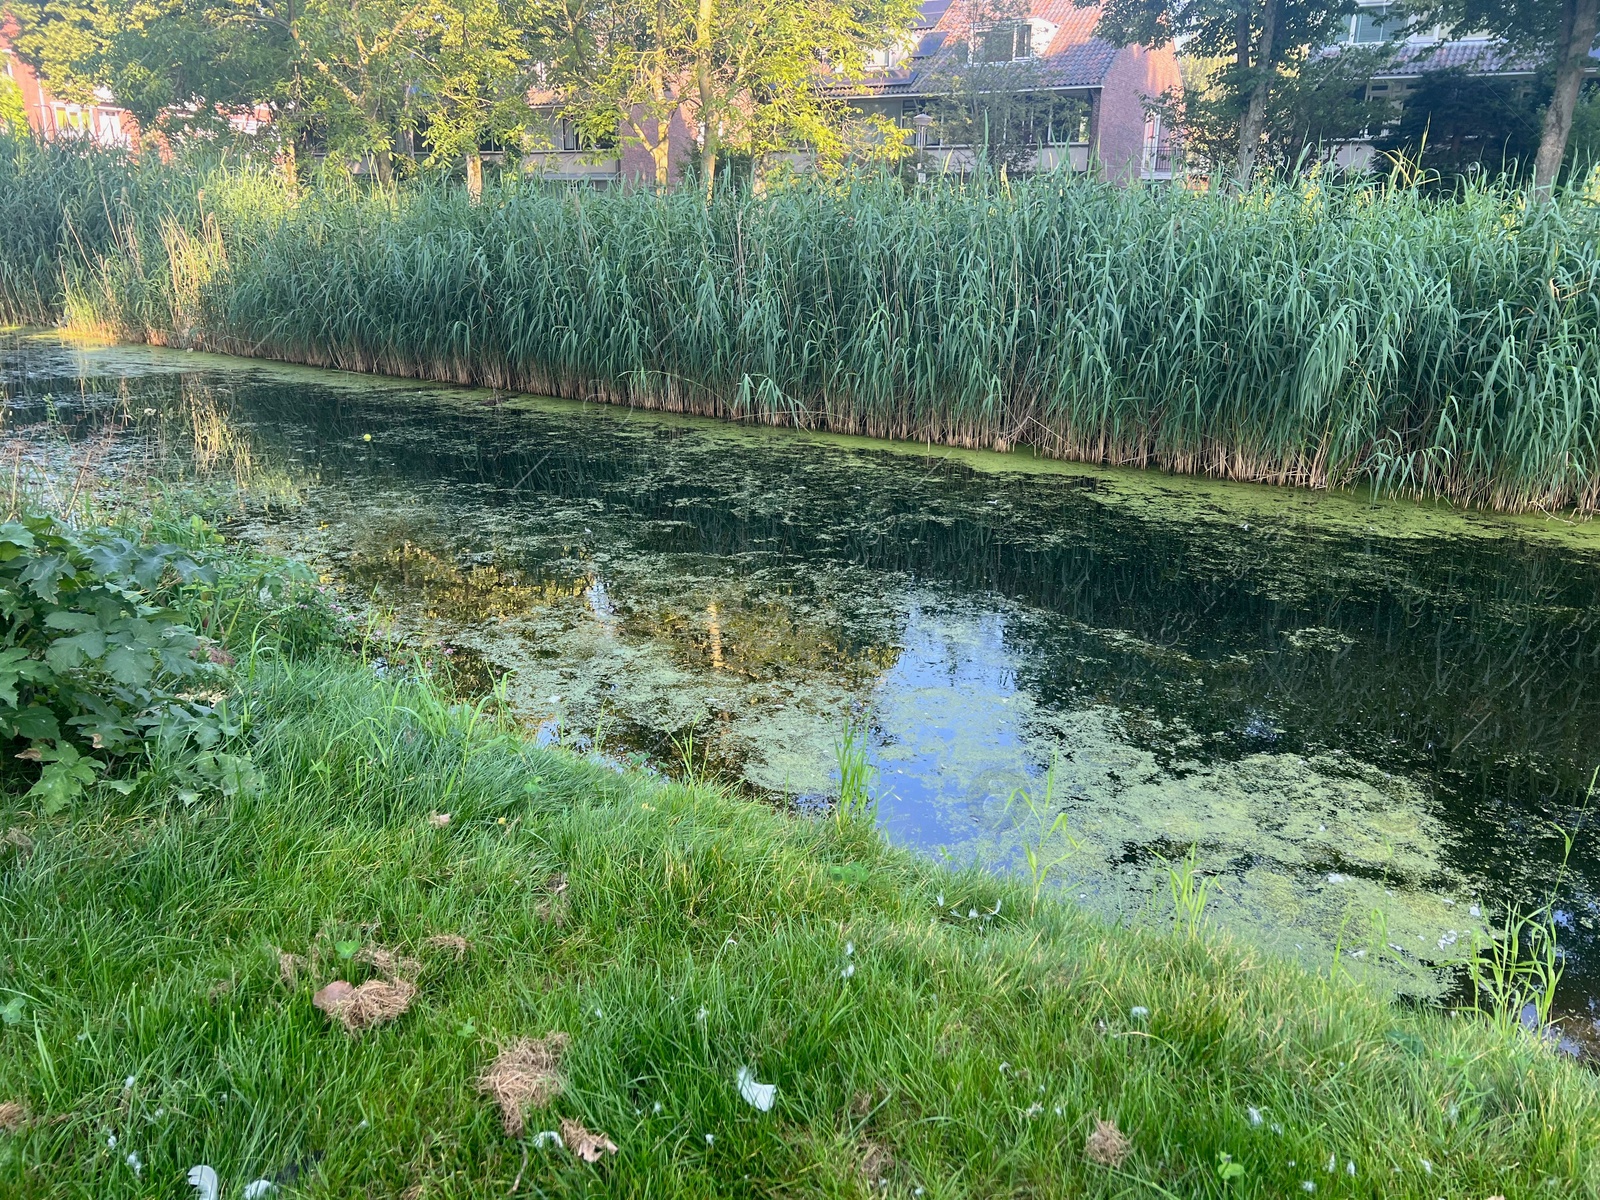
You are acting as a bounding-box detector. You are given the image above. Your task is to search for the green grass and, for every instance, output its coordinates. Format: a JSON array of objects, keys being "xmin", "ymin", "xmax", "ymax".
[
  {"xmin": 5, "ymin": 134, "xmax": 1600, "ymax": 515},
  {"xmin": 3, "ymin": 638, "xmax": 1600, "ymax": 1197}
]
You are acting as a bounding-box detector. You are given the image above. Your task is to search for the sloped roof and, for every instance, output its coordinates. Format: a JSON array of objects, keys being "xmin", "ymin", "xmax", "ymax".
[
  {"xmin": 831, "ymin": 0, "xmax": 1119, "ymax": 97},
  {"xmin": 1373, "ymin": 37, "xmax": 1600, "ymax": 78}
]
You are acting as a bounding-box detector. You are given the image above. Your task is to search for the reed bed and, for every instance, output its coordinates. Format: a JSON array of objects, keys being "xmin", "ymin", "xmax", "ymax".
[{"xmin": 5, "ymin": 136, "xmax": 1600, "ymax": 513}]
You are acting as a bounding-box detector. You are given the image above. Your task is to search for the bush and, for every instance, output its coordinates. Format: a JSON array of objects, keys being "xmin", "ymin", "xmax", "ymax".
[{"xmin": 0, "ymin": 512, "xmax": 267, "ymax": 809}]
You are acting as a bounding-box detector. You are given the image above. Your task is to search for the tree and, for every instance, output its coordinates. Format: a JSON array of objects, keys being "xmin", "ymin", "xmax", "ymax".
[
  {"xmin": 1373, "ymin": 67, "xmax": 1548, "ymax": 179},
  {"xmin": 4, "ymin": 0, "xmax": 290, "ymax": 137},
  {"xmin": 413, "ymin": 0, "xmax": 541, "ymax": 196},
  {"xmin": 547, "ymin": 0, "xmax": 918, "ymax": 192},
  {"xmin": 0, "ymin": 69, "xmax": 25, "ymax": 134},
  {"xmin": 1407, "ymin": 0, "xmax": 1600, "ymax": 193},
  {"xmin": 1087, "ymin": 0, "xmax": 1377, "ymax": 185}
]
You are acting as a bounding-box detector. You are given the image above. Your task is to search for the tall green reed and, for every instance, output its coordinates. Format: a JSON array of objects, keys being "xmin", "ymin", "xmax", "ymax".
[{"xmin": 8, "ymin": 133, "xmax": 1600, "ymax": 514}]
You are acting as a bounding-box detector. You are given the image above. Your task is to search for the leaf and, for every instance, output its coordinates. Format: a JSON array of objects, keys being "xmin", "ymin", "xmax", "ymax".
[
  {"xmin": 25, "ymin": 744, "xmax": 105, "ymax": 815},
  {"xmin": 335, "ymin": 940, "xmax": 361, "ymax": 960},
  {"xmin": 44, "ymin": 630, "xmax": 108, "ymax": 671},
  {"xmin": 5, "ymin": 707, "xmax": 60, "ymax": 741},
  {"xmin": 559, "ymin": 1119, "xmax": 618, "ymax": 1162},
  {"xmin": 0, "ymin": 996, "xmax": 24, "ymax": 1026},
  {"xmin": 102, "ymin": 645, "xmax": 155, "ymax": 687}
]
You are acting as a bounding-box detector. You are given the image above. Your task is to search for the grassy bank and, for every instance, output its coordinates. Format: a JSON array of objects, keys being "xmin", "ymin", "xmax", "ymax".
[
  {"xmin": 4, "ymin": 136, "xmax": 1600, "ymax": 514},
  {"xmin": 0, "ymin": 508, "xmax": 1599, "ymax": 1197}
]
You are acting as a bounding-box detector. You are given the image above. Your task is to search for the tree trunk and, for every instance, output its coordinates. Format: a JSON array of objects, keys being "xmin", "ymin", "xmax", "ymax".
[
  {"xmin": 1234, "ymin": 0, "xmax": 1279, "ymax": 189},
  {"xmin": 465, "ymin": 149, "xmax": 484, "ymax": 201},
  {"xmin": 697, "ymin": 0, "xmax": 717, "ymax": 203},
  {"xmin": 650, "ymin": 63, "xmax": 672, "ymax": 188},
  {"xmin": 374, "ymin": 150, "xmax": 394, "ymax": 186},
  {"xmin": 652, "ymin": 130, "xmax": 671, "ymax": 188},
  {"xmin": 1534, "ymin": 0, "xmax": 1599, "ymax": 193},
  {"xmin": 280, "ymin": 136, "xmax": 298, "ymax": 196}
]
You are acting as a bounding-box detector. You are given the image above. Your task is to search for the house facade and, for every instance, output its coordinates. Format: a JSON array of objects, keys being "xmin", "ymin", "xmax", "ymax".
[
  {"xmin": 522, "ymin": 0, "xmax": 1179, "ymax": 185},
  {"xmin": 1, "ymin": 25, "xmax": 134, "ymax": 147},
  {"xmin": 1331, "ymin": 0, "xmax": 1599, "ymax": 167},
  {"xmin": 828, "ymin": 0, "xmax": 1180, "ymax": 182}
]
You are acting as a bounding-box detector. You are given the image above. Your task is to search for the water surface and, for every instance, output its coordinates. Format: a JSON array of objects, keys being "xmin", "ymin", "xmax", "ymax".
[{"xmin": 6, "ymin": 335, "xmax": 1600, "ymax": 1033}]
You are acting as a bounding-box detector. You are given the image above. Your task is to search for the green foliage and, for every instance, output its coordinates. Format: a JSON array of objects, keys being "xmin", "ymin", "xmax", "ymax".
[
  {"xmin": 0, "ymin": 74, "xmax": 26, "ymax": 135},
  {"xmin": 0, "ymin": 512, "xmax": 224, "ymax": 809},
  {"xmin": 2, "ymin": 0, "xmax": 292, "ymax": 135},
  {"xmin": 1375, "ymin": 68, "xmax": 1550, "ymax": 180}
]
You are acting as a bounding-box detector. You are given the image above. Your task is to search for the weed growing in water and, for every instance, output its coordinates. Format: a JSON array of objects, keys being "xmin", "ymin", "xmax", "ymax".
[
  {"xmin": 833, "ymin": 715, "xmax": 876, "ymax": 830},
  {"xmin": 1164, "ymin": 844, "xmax": 1215, "ymax": 938},
  {"xmin": 1466, "ymin": 768, "xmax": 1595, "ymax": 1037},
  {"xmin": 1003, "ymin": 759, "xmax": 1081, "ymax": 910}
]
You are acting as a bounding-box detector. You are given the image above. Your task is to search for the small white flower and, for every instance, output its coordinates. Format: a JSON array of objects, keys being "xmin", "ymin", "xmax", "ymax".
[
  {"xmin": 845, "ymin": 941, "xmax": 854, "ymax": 957},
  {"xmin": 841, "ymin": 962, "xmax": 855, "ymax": 979},
  {"xmin": 1469, "ymin": 905, "xmax": 1481, "ymax": 918},
  {"xmin": 1248, "ymin": 1107, "xmax": 1263, "ymax": 1127},
  {"xmin": 1024, "ymin": 1103, "xmax": 1042, "ymax": 1117},
  {"xmin": 1420, "ymin": 1159, "xmax": 1432, "ymax": 1175},
  {"xmin": 1346, "ymin": 1161, "xmax": 1356, "ymax": 1177},
  {"xmin": 1326, "ymin": 1153, "xmax": 1337, "ymax": 1173},
  {"xmin": 107, "ymin": 1134, "xmax": 117, "ymax": 1148},
  {"xmin": 126, "ymin": 1152, "xmax": 142, "ymax": 1176},
  {"xmin": 914, "ymin": 1190, "xmax": 924, "ymax": 1197},
  {"xmin": 593, "ymin": 1007, "xmax": 603, "ymax": 1018},
  {"xmin": 243, "ymin": 1182, "xmax": 275, "ymax": 1199},
  {"xmin": 532, "ymin": 1130, "xmax": 561, "ymax": 1147},
  {"xmin": 1301, "ymin": 1182, "xmax": 1315, "ymax": 1193},
  {"xmin": 696, "ymin": 1006, "xmax": 708, "ymax": 1023},
  {"xmin": 967, "ymin": 908, "xmax": 978, "ymax": 919},
  {"xmin": 1130, "ymin": 1006, "xmax": 1149, "ymax": 1019},
  {"xmin": 998, "ymin": 1062, "xmax": 1010, "ymax": 1074},
  {"xmin": 705, "ymin": 1133, "xmax": 715, "ymax": 1145},
  {"xmin": 124, "ymin": 1076, "xmax": 136, "ymax": 1090},
  {"xmin": 356, "ymin": 1118, "xmax": 368, "ymax": 1130},
  {"xmin": 1271, "ymin": 1123, "xmax": 1284, "ymax": 1135},
  {"xmin": 1327, "ymin": 873, "xmax": 1346, "ymax": 883},
  {"xmin": 935, "ymin": 894, "xmax": 944, "ymax": 907},
  {"xmin": 737, "ymin": 1066, "xmax": 777, "ymax": 1112},
  {"xmin": 652, "ymin": 1102, "xmax": 663, "ymax": 1114},
  {"xmin": 1054, "ymin": 1106, "xmax": 1063, "ymax": 1115}
]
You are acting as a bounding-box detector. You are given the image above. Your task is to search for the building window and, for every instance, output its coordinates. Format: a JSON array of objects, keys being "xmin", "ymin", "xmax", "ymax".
[
  {"xmin": 974, "ymin": 22, "xmax": 1034, "ymax": 63},
  {"xmin": 1350, "ymin": 5, "xmax": 1400, "ymax": 43}
]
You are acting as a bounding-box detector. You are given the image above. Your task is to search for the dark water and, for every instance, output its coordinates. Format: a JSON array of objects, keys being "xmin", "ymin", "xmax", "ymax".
[{"xmin": 6, "ymin": 335, "xmax": 1600, "ymax": 1036}]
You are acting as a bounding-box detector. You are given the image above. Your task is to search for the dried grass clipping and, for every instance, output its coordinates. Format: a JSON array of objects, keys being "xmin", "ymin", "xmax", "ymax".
[
  {"xmin": 1, "ymin": 828, "xmax": 33, "ymax": 861},
  {"xmin": 1084, "ymin": 1117, "xmax": 1131, "ymax": 1168},
  {"xmin": 0, "ymin": 1101, "xmax": 27, "ymax": 1133},
  {"xmin": 312, "ymin": 978, "xmax": 417, "ymax": 1032},
  {"xmin": 479, "ymin": 1034, "xmax": 570, "ymax": 1135},
  {"xmin": 559, "ymin": 1117, "xmax": 617, "ymax": 1162},
  {"xmin": 355, "ymin": 946, "xmax": 421, "ymax": 979},
  {"xmin": 278, "ymin": 951, "xmax": 307, "ymax": 988},
  {"xmin": 536, "ymin": 874, "xmax": 570, "ymax": 926},
  {"xmin": 424, "ymin": 934, "xmax": 470, "ymax": 960},
  {"xmin": 859, "ymin": 1140, "xmax": 893, "ymax": 1180}
]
